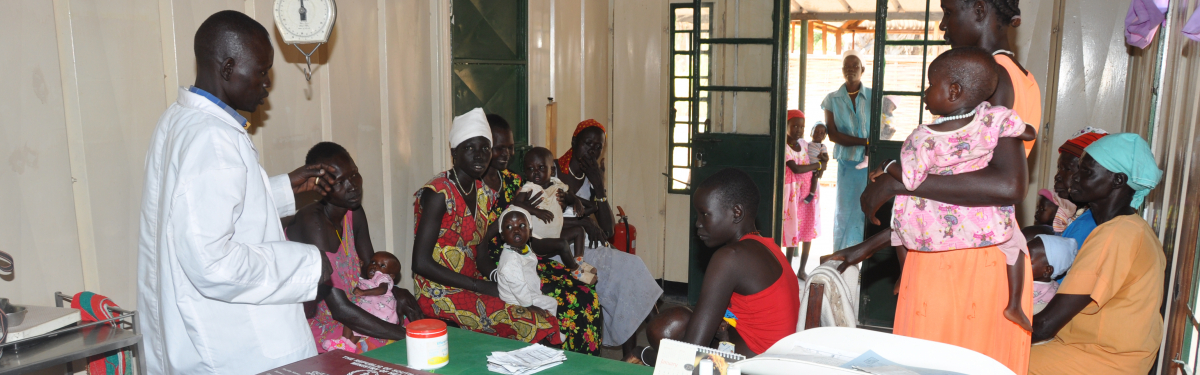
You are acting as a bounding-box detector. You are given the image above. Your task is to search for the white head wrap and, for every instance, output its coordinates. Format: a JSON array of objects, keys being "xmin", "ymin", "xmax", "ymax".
[
  {"xmin": 449, "ymin": 108, "xmax": 492, "ymax": 148},
  {"xmin": 499, "ymin": 205, "xmax": 531, "ymax": 228},
  {"xmin": 1035, "ymin": 234, "xmax": 1078, "ymax": 279}
]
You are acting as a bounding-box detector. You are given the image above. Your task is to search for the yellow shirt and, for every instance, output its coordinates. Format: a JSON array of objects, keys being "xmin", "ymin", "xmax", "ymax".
[{"xmin": 1048, "ymin": 214, "xmax": 1165, "ymax": 374}]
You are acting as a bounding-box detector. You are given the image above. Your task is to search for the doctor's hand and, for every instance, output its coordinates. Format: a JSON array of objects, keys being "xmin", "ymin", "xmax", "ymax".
[{"xmin": 290, "ymin": 164, "xmax": 337, "ymax": 195}]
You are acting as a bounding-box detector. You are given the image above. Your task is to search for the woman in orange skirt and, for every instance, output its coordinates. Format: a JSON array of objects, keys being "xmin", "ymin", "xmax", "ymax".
[{"xmin": 895, "ymin": 247, "xmax": 1032, "ymax": 372}]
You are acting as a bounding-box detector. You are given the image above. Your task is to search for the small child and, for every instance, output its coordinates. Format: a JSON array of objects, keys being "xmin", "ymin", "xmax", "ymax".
[
  {"xmin": 803, "ymin": 123, "xmax": 828, "ymax": 204},
  {"xmin": 495, "ymin": 206, "xmax": 559, "ymax": 317},
  {"xmin": 1022, "ymin": 189, "xmax": 1059, "ymax": 239},
  {"xmin": 520, "ymin": 147, "xmax": 597, "ymax": 284},
  {"xmin": 877, "ymin": 47, "xmax": 1037, "ymax": 331},
  {"xmin": 1028, "ymin": 234, "xmax": 1078, "ymax": 314},
  {"xmin": 323, "ymin": 251, "xmax": 403, "ymax": 352}
]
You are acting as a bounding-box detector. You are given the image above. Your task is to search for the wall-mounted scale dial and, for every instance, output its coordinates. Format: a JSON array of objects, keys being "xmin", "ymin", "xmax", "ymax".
[{"xmin": 273, "ymin": 0, "xmax": 336, "ymax": 81}]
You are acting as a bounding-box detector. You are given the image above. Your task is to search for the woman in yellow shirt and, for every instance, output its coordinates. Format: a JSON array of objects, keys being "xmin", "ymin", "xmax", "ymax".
[{"xmin": 1029, "ymin": 133, "xmax": 1164, "ymax": 375}]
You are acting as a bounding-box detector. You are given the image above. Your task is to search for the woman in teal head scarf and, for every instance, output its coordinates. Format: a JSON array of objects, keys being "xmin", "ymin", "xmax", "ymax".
[{"xmin": 1030, "ymin": 133, "xmax": 1165, "ymax": 375}]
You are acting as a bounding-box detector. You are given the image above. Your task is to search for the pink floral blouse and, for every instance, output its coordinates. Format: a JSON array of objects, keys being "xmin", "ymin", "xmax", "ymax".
[{"xmin": 890, "ymin": 102, "xmax": 1028, "ymax": 265}]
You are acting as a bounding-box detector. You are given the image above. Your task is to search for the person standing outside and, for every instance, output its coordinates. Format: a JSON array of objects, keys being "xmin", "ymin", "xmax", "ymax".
[
  {"xmin": 138, "ymin": 11, "xmax": 335, "ymax": 374},
  {"xmin": 822, "ymin": 54, "xmax": 872, "ymax": 250}
]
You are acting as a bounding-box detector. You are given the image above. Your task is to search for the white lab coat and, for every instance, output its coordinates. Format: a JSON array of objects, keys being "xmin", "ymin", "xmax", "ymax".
[{"xmin": 138, "ymin": 88, "xmax": 322, "ymax": 374}]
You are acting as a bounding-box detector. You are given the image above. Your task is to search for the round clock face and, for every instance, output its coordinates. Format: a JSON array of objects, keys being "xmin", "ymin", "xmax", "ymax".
[{"xmin": 274, "ymin": 0, "xmax": 334, "ymax": 41}]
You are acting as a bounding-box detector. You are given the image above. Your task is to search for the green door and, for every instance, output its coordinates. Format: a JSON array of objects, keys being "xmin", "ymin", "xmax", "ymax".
[
  {"xmin": 450, "ymin": 0, "xmax": 530, "ymax": 169},
  {"xmin": 857, "ymin": 0, "xmax": 948, "ymax": 329},
  {"xmin": 683, "ymin": 0, "xmax": 791, "ymax": 304}
]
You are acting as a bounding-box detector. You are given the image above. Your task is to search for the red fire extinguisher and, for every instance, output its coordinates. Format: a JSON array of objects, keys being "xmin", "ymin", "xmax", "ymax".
[{"xmin": 610, "ymin": 206, "xmax": 636, "ymax": 255}]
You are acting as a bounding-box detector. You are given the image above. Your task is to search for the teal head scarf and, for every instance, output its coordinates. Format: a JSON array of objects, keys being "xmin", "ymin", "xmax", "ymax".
[{"xmin": 1082, "ymin": 133, "xmax": 1162, "ymax": 208}]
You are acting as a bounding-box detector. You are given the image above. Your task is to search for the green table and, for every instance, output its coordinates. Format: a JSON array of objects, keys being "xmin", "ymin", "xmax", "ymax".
[{"xmin": 363, "ymin": 327, "xmax": 651, "ymax": 375}]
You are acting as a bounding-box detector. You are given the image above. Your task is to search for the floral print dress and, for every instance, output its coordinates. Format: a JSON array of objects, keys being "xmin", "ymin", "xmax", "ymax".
[
  {"xmin": 308, "ymin": 211, "xmax": 393, "ymax": 354},
  {"xmin": 486, "ymin": 170, "xmax": 603, "ymax": 355},
  {"xmin": 413, "ymin": 171, "xmax": 562, "ymax": 345},
  {"xmin": 890, "ymin": 101, "xmax": 1028, "ymax": 264}
]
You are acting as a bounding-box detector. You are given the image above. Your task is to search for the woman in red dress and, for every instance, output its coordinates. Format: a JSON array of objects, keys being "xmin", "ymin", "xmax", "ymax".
[{"xmin": 411, "ymin": 108, "xmax": 561, "ymax": 344}]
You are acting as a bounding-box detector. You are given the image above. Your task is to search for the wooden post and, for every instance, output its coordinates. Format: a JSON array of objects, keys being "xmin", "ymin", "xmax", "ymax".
[
  {"xmin": 546, "ymin": 98, "xmax": 557, "ymax": 155},
  {"xmin": 804, "ymin": 283, "xmax": 825, "ymax": 329},
  {"xmin": 821, "ymin": 25, "xmax": 828, "ymax": 55},
  {"xmin": 836, "ymin": 30, "xmax": 843, "ymax": 55},
  {"xmin": 806, "ymin": 21, "xmax": 814, "ymax": 55},
  {"xmin": 790, "ymin": 22, "xmax": 796, "ymax": 52}
]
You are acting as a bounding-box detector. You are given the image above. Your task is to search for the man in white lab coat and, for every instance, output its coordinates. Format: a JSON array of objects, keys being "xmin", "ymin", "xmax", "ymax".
[{"xmin": 138, "ymin": 11, "xmax": 335, "ymax": 374}]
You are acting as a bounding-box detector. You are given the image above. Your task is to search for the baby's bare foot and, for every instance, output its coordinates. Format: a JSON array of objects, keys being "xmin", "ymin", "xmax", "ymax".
[{"xmin": 1003, "ymin": 305, "xmax": 1032, "ymax": 332}]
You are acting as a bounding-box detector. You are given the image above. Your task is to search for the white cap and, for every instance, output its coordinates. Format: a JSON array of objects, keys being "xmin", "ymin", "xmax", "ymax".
[{"xmin": 449, "ymin": 107, "xmax": 492, "ymax": 148}]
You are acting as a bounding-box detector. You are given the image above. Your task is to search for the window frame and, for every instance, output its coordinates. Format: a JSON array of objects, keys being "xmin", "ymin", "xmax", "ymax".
[{"xmin": 667, "ymin": 3, "xmax": 713, "ymax": 194}]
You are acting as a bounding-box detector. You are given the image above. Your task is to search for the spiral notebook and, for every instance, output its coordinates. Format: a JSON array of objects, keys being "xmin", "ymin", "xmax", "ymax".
[{"xmin": 653, "ymin": 338, "xmax": 746, "ymax": 375}]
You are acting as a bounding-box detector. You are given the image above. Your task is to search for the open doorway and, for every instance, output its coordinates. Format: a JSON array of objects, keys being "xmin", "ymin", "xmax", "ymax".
[{"xmin": 784, "ymin": 14, "xmax": 946, "ymax": 278}]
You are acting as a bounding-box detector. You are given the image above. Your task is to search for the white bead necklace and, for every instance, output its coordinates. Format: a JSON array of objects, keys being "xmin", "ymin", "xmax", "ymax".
[
  {"xmin": 992, "ymin": 49, "xmax": 1013, "ymax": 56},
  {"xmin": 933, "ymin": 109, "xmax": 977, "ymax": 124}
]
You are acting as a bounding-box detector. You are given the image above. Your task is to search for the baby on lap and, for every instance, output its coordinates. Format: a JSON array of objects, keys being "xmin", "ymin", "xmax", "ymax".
[
  {"xmin": 323, "ymin": 252, "xmax": 404, "ymax": 352},
  {"xmin": 495, "ymin": 206, "xmax": 558, "ymax": 317},
  {"xmin": 519, "ymin": 147, "xmax": 597, "ymax": 283},
  {"xmin": 1028, "ymin": 235, "xmax": 1078, "ymax": 314}
]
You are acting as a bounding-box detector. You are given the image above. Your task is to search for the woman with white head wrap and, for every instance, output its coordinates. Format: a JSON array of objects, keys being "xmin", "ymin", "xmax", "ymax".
[
  {"xmin": 1030, "ymin": 133, "xmax": 1165, "ymax": 374},
  {"xmin": 410, "ymin": 108, "xmax": 563, "ymax": 345}
]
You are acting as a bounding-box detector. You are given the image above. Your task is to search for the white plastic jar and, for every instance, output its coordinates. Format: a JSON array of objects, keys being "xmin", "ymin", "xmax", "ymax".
[{"xmin": 406, "ymin": 319, "xmax": 449, "ymax": 370}]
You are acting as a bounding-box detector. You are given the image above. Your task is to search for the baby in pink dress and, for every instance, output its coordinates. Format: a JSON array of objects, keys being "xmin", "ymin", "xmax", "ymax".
[
  {"xmin": 322, "ymin": 252, "xmax": 402, "ymax": 352},
  {"xmin": 876, "ymin": 47, "xmax": 1037, "ymax": 331}
]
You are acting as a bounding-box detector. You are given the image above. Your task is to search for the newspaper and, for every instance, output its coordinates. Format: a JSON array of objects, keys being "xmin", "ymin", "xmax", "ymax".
[{"xmin": 487, "ymin": 344, "xmax": 567, "ymax": 375}]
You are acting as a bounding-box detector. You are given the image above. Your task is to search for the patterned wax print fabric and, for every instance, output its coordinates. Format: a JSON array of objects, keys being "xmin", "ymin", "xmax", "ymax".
[
  {"xmin": 890, "ymin": 102, "xmax": 1028, "ymax": 265},
  {"xmin": 413, "ymin": 171, "xmax": 562, "ymax": 345}
]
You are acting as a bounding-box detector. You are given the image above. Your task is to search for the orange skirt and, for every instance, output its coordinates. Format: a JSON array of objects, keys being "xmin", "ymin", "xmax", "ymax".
[{"xmin": 894, "ymin": 247, "xmax": 1032, "ymax": 374}]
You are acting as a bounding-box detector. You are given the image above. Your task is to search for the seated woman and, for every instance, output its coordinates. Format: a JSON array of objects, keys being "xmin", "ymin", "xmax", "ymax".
[
  {"xmin": 411, "ymin": 108, "xmax": 561, "ymax": 345},
  {"xmin": 1053, "ymin": 128, "xmax": 1110, "ymax": 244},
  {"xmin": 640, "ymin": 168, "xmax": 800, "ymax": 362},
  {"xmin": 558, "ymin": 120, "xmax": 663, "ymax": 359},
  {"xmin": 1029, "ymin": 133, "xmax": 1165, "ymax": 374},
  {"xmin": 286, "ymin": 142, "xmax": 423, "ymax": 354},
  {"xmin": 478, "ymin": 115, "xmax": 603, "ymax": 355}
]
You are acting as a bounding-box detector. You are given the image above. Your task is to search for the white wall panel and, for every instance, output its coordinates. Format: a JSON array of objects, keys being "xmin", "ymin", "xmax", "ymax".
[
  {"xmin": 611, "ymin": 0, "xmax": 669, "ymax": 279},
  {"xmin": 250, "ymin": 0, "xmax": 326, "ymax": 175},
  {"xmin": 327, "ymin": 1, "xmax": 387, "ymax": 257},
  {"xmin": 1013, "ymin": 0, "xmax": 1129, "ymax": 224},
  {"xmin": 528, "ymin": 0, "xmax": 552, "ymax": 149},
  {"xmin": 383, "ymin": 0, "xmax": 437, "ymax": 291},
  {"xmin": 553, "ymin": 0, "xmax": 583, "ymax": 152},
  {"xmin": 66, "ymin": 0, "xmax": 168, "ymax": 306},
  {"xmin": 0, "ymin": 0, "xmax": 87, "ymax": 306}
]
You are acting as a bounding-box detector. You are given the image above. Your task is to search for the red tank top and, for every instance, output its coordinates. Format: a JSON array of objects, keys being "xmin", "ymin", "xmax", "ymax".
[{"xmin": 727, "ymin": 234, "xmax": 800, "ymax": 354}]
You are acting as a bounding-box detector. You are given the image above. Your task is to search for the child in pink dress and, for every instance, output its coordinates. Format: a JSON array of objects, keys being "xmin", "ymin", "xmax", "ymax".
[
  {"xmin": 322, "ymin": 251, "xmax": 403, "ymax": 352},
  {"xmin": 782, "ymin": 110, "xmax": 826, "ymax": 279},
  {"xmin": 875, "ymin": 47, "xmax": 1037, "ymax": 331}
]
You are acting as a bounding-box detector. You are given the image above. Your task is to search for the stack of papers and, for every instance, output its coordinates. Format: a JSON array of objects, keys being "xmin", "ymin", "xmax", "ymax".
[{"xmin": 487, "ymin": 344, "xmax": 567, "ymax": 375}]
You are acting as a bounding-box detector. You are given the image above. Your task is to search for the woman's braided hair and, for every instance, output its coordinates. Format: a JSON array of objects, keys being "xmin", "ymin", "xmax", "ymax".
[{"xmin": 963, "ymin": 0, "xmax": 1022, "ymax": 27}]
